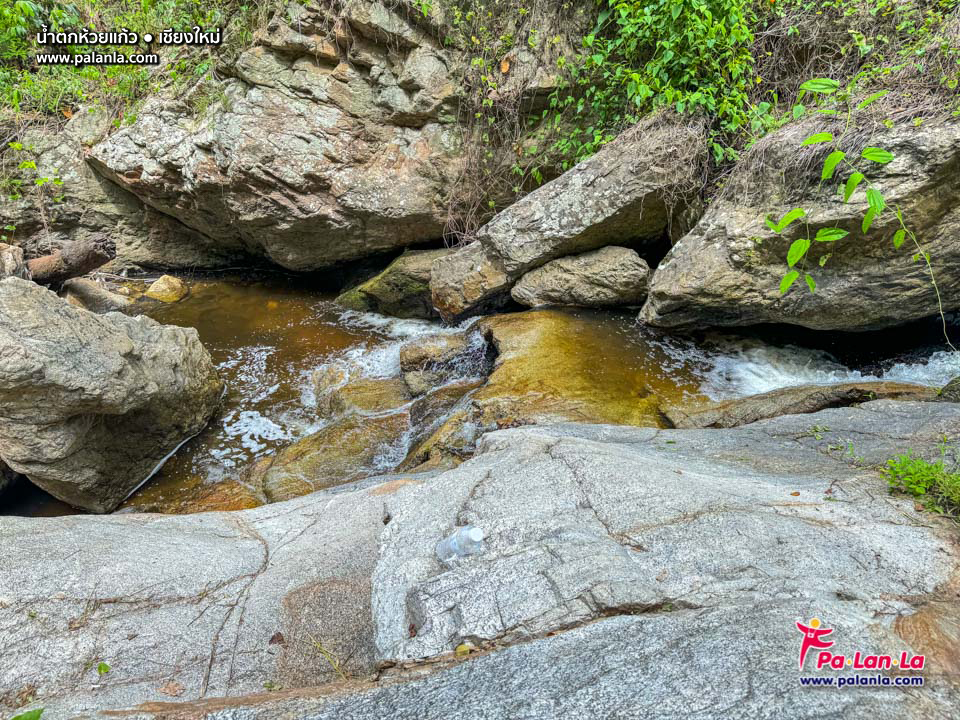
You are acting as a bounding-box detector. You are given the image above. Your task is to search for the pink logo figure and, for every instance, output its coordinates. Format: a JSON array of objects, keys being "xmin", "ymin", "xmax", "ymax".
[{"xmin": 796, "ymin": 617, "xmax": 834, "ymax": 670}]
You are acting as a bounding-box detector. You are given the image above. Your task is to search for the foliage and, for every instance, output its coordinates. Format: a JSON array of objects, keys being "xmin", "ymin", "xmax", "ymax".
[
  {"xmin": 0, "ymin": 0, "xmax": 278, "ymax": 118},
  {"xmin": 8, "ymin": 711, "xmax": 44, "ymax": 720},
  {"xmin": 885, "ymin": 445, "xmax": 960, "ymax": 517},
  {"xmin": 551, "ymin": 0, "xmax": 757, "ymax": 164}
]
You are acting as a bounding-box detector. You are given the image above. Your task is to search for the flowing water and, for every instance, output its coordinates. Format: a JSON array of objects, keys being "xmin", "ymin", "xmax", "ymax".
[{"xmin": 3, "ymin": 274, "xmax": 958, "ymax": 517}]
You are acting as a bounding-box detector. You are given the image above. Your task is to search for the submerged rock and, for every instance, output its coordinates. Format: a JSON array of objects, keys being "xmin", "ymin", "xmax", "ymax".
[
  {"xmin": 145, "ymin": 274, "xmax": 189, "ymax": 303},
  {"xmin": 336, "ymin": 249, "xmax": 452, "ymax": 318},
  {"xmin": 431, "ymin": 118, "xmax": 706, "ymax": 320},
  {"xmin": 475, "ymin": 309, "xmax": 665, "ymax": 426},
  {"xmin": 256, "ymin": 412, "xmax": 411, "ymax": 503},
  {"xmin": 4, "ymin": 400, "xmax": 959, "ymax": 718},
  {"xmin": 511, "ymin": 245, "xmax": 650, "ymax": 308},
  {"xmin": 642, "ymin": 118, "xmax": 960, "ymax": 331},
  {"xmin": 665, "ymin": 381, "xmax": 938, "ymax": 429},
  {"xmin": 0, "ymin": 278, "xmax": 223, "ymax": 512}
]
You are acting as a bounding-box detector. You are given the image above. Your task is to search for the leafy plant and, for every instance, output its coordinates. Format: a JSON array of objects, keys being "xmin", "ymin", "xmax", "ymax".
[
  {"xmin": 885, "ymin": 446, "xmax": 960, "ymax": 517},
  {"xmin": 96, "ymin": 661, "xmax": 111, "ymax": 677},
  {"xmin": 551, "ymin": 0, "xmax": 757, "ymax": 164},
  {"xmin": 764, "ymin": 74, "xmax": 956, "ymax": 348},
  {"xmin": 8, "ymin": 710, "xmax": 44, "ymax": 720}
]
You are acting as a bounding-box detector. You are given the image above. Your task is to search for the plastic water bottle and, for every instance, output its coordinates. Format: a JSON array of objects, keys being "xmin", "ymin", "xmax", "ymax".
[{"xmin": 436, "ymin": 526, "xmax": 485, "ymax": 562}]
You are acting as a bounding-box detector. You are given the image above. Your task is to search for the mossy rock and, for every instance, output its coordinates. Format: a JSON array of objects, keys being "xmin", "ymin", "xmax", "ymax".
[
  {"xmin": 336, "ymin": 249, "xmax": 451, "ymax": 319},
  {"xmin": 475, "ymin": 309, "xmax": 666, "ymax": 427},
  {"xmin": 257, "ymin": 412, "xmax": 412, "ymax": 503}
]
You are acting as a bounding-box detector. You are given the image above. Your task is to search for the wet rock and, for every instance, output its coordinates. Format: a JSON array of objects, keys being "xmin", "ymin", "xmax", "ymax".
[
  {"xmin": 431, "ymin": 119, "xmax": 706, "ymax": 320},
  {"xmin": 474, "ymin": 309, "xmax": 665, "ymax": 427},
  {"xmin": 336, "ymin": 249, "xmax": 452, "ymax": 318},
  {"xmin": 256, "ymin": 412, "xmax": 411, "ymax": 503},
  {"xmin": 61, "ymin": 277, "xmax": 133, "ymax": 313},
  {"xmin": 0, "ymin": 243, "xmax": 28, "ymax": 279},
  {"xmin": 145, "ymin": 274, "xmax": 189, "ymax": 303},
  {"xmin": 5, "ymin": 400, "xmax": 960, "ymax": 719},
  {"xmin": 940, "ymin": 376, "xmax": 960, "ymax": 402},
  {"xmin": 642, "ymin": 118, "xmax": 960, "ymax": 331},
  {"xmin": 326, "ymin": 376, "xmax": 414, "ymax": 417},
  {"xmin": 511, "ymin": 245, "xmax": 650, "ymax": 308},
  {"xmin": 399, "ymin": 331, "xmax": 476, "ymax": 395},
  {"xmin": 0, "ymin": 277, "xmax": 223, "ymax": 512},
  {"xmin": 87, "ymin": 2, "xmax": 463, "ymax": 271},
  {"xmin": 665, "ymin": 381, "xmax": 938, "ymax": 429}
]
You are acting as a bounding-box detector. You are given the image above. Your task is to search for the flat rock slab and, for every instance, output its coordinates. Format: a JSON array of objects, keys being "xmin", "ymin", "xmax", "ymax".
[
  {"xmin": 3, "ymin": 400, "xmax": 960, "ymax": 719},
  {"xmin": 113, "ymin": 600, "xmax": 954, "ymax": 720},
  {"xmin": 0, "ymin": 481, "xmax": 404, "ymax": 718}
]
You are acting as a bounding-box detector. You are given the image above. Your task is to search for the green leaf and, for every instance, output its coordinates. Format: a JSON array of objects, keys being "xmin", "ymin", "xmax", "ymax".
[
  {"xmin": 862, "ymin": 208, "xmax": 878, "ymax": 234},
  {"xmin": 821, "ymin": 151, "xmax": 845, "ymax": 180},
  {"xmin": 815, "ymin": 227, "xmax": 849, "ymax": 242},
  {"xmin": 893, "ymin": 229, "xmax": 906, "ymax": 249},
  {"xmin": 799, "ymin": 78, "xmax": 840, "ymax": 94},
  {"xmin": 802, "ymin": 132, "xmax": 834, "ymax": 146},
  {"xmin": 857, "ymin": 90, "xmax": 888, "ymax": 110},
  {"xmin": 805, "ymin": 274, "xmax": 816, "ymax": 293},
  {"xmin": 787, "ymin": 237, "xmax": 811, "ymax": 267},
  {"xmin": 792, "ymin": 104, "xmax": 805, "ymax": 119},
  {"xmin": 10, "ymin": 710, "xmax": 44, "ymax": 720},
  {"xmin": 843, "ymin": 172, "xmax": 865, "ymax": 202},
  {"xmin": 771, "ymin": 208, "xmax": 806, "ymax": 233},
  {"xmin": 780, "ymin": 270, "xmax": 800, "ymax": 295},
  {"xmin": 97, "ymin": 661, "xmax": 111, "ymax": 676},
  {"xmin": 862, "ymin": 147, "xmax": 894, "ymax": 164},
  {"xmin": 819, "ymin": 253, "xmax": 832, "ymax": 267},
  {"xmin": 866, "ymin": 187, "xmax": 886, "ymax": 214}
]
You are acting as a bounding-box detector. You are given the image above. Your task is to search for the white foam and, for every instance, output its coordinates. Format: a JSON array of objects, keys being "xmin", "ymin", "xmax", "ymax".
[{"xmin": 700, "ymin": 345, "xmax": 960, "ymax": 400}]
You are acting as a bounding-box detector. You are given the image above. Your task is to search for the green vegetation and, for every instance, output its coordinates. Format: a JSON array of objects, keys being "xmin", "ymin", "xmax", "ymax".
[
  {"xmin": 885, "ymin": 445, "xmax": 960, "ymax": 517},
  {"xmin": 0, "ymin": 0, "xmax": 275, "ymax": 119},
  {"xmin": 8, "ymin": 709, "xmax": 44, "ymax": 720}
]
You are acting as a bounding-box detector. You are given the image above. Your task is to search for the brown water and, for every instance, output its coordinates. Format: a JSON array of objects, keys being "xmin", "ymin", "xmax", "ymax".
[
  {"xmin": 4, "ymin": 275, "xmax": 401, "ymax": 516},
  {"xmin": 5, "ymin": 275, "xmax": 957, "ymax": 517}
]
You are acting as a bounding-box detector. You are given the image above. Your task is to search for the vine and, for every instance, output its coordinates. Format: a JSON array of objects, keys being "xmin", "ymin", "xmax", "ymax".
[{"xmin": 765, "ymin": 76, "xmax": 956, "ymax": 348}]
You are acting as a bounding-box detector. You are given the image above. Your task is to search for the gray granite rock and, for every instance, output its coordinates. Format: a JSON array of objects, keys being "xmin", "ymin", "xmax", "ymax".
[
  {"xmin": 0, "ymin": 278, "xmax": 222, "ymax": 512},
  {"xmin": 3, "ymin": 400, "xmax": 959, "ymax": 719},
  {"xmin": 511, "ymin": 245, "xmax": 650, "ymax": 308},
  {"xmin": 431, "ymin": 119, "xmax": 705, "ymax": 320},
  {"xmin": 642, "ymin": 119, "xmax": 960, "ymax": 331}
]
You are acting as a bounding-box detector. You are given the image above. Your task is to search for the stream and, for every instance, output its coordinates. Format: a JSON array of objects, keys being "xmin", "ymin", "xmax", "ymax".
[{"xmin": 4, "ymin": 273, "xmax": 958, "ymax": 517}]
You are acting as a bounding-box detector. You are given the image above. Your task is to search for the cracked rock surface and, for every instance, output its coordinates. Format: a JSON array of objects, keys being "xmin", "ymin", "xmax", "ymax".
[{"xmin": 2, "ymin": 400, "xmax": 958, "ymax": 718}]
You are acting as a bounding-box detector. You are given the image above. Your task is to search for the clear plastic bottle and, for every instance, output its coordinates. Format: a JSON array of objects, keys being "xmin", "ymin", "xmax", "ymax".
[{"xmin": 436, "ymin": 525, "xmax": 485, "ymax": 562}]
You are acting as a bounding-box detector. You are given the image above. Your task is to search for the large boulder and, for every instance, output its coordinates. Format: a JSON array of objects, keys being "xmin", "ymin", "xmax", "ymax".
[
  {"xmin": 336, "ymin": 248, "xmax": 452, "ymax": 318},
  {"xmin": 642, "ymin": 118, "xmax": 960, "ymax": 331},
  {"xmin": 664, "ymin": 381, "xmax": 938, "ymax": 429},
  {"xmin": 431, "ymin": 118, "xmax": 706, "ymax": 320},
  {"xmin": 87, "ymin": 1, "xmax": 464, "ymax": 271},
  {"xmin": 3, "ymin": 108, "xmax": 221, "ymax": 269},
  {"xmin": 511, "ymin": 245, "xmax": 650, "ymax": 308},
  {"xmin": 5, "ymin": 400, "xmax": 959, "ymax": 718},
  {"xmin": 0, "ymin": 278, "xmax": 223, "ymax": 512}
]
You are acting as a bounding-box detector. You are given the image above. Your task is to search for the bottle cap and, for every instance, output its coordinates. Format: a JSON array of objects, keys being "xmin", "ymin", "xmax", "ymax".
[{"xmin": 467, "ymin": 527, "xmax": 484, "ymax": 542}]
